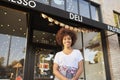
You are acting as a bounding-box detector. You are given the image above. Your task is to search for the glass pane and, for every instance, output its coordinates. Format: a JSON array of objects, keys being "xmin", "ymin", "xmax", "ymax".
[
  {"xmin": 66, "ymin": 0, "xmax": 78, "ymax": 14},
  {"xmin": 51, "ymin": 0, "xmax": 65, "ymax": 10},
  {"xmin": 114, "ymin": 13, "xmax": 119, "ymax": 28},
  {"xmin": 33, "ymin": 30, "xmax": 56, "ymax": 45},
  {"xmin": 0, "ymin": 6, "xmax": 27, "ymax": 80},
  {"xmin": 118, "ymin": 34, "xmax": 120, "ymax": 47},
  {"xmin": 119, "ymin": 15, "xmax": 120, "ymax": 28},
  {"xmin": 72, "ymin": 32, "xmax": 85, "ymax": 80},
  {"xmin": 35, "ymin": 0, "xmax": 50, "ymax": 5},
  {"xmin": 90, "ymin": 5, "xmax": 99, "ymax": 21},
  {"xmin": 79, "ymin": 0, "xmax": 90, "ymax": 18},
  {"xmin": 34, "ymin": 48, "xmax": 55, "ymax": 80},
  {"xmin": 83, "ymin": 32, "xmax": 106, "ymax": 80}
]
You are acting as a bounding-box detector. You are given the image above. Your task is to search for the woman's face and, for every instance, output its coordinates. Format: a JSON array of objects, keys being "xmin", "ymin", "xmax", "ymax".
[{"xmin": 62, "ymin": 35, "xmax": 72, "ymax": 48}]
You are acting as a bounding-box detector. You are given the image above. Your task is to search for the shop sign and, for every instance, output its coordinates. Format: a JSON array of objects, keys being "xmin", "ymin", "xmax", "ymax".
[
  {"xmin": 107, "ymin": 25, "xmax": 120, "ymax": 33},
  {"xmin": 69, "ymin": 13, "xmax": 83, "ymax": 22},
  {"xmin": 8, "ymin": 0, "xmax": 36, "ymax": 8}
]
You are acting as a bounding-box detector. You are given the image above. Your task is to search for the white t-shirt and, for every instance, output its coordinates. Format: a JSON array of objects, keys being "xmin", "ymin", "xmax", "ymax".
[
  {"xmin": 54, "ymin": 49, "xmax": 83, "ymax": 68},
  {"xmin": 54, "ymin": 49, "xmax": 83, "ymax": 80}
]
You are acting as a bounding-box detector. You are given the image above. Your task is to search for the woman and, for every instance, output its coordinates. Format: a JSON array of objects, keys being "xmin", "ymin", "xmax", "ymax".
[{"xmin": 53, "ymin": 28, "xmax": 83, "ymax": 80}]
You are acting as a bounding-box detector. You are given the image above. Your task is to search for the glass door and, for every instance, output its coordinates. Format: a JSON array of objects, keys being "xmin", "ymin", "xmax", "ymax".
[
  {"xmin": 34, "ymin": 48, "xmax": 56, "ymax": 80},
  {"xmin": 32, "ymin": 30, "xmax": 59, "ymax": 80}
]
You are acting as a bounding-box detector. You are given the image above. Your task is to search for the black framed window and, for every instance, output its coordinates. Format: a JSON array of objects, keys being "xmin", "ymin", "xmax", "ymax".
[
  {"xmin": 37, "ymin": 0, "xmax": 100, "ymax": 21},
  {"xmin": 90, "ymin": 4, "xmax": 99, "ymax": 21},
  {"xmin": 79, "ymin": 0, "xmax": 90, "ymax": 18},
  {"xmin": 118, "ymin": 34, "xmax": 120, "ymax": 47},
  {"xmin": 113, "ymin": 12, "xmax": 120, "ymax": 47},
  {"xmin": 51, "ymin": 0, "xmax": 65, "ymax": 10},
  {"xmin": 35, "ymin": 0, "xmax": 50, "ymax": 5},
  {"xmin": 66, "ymin": 0, "xmax": 78, "ymax": 14},
  {"xmin": 114, "ymin": 12, "xmax": 120, "ymax": 28},
  {"xmin": 0, "ymin": 6, "xmax": 27, "ymax": 80}
]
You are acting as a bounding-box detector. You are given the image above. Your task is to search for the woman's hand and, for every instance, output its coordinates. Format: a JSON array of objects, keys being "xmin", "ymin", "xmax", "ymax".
[{"xmin": 71, "ymin": 77, "xmax": 78, "ymax": 80}]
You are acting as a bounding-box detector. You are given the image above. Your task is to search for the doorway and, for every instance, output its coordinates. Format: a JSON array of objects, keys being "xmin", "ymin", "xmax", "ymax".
[{"xmin": 32, "ymin": 28, "xmax": 107, "ymax": 80}]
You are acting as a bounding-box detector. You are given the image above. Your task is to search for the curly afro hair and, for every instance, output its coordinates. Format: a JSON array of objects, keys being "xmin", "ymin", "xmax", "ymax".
[{"xmin": 56, "ymin": 28, "xmax": 77, "ymax": 47}]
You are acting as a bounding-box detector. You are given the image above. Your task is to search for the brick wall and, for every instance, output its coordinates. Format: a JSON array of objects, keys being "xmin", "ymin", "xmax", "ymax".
[{"xmin": 91, "ymin": 0, "xmax": 120, "ymax": 80}]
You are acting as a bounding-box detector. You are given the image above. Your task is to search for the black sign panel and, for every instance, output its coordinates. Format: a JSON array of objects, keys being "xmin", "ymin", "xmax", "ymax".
[{"xmin": 1, "ymin": 0, "xmax": 120, "ymax": 34}]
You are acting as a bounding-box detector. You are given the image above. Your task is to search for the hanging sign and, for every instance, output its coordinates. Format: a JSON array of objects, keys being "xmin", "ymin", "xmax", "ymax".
[
  {"xmin": 69, "ymin": 13, "xmax": 83, "ymax": 22},
  {"xmin": 8, "ymin": 0, "xmax": 37, "ymax": 8},
  {"xmin": 107, "ymin": 25, "xmax": 120, "ymax": 33}
]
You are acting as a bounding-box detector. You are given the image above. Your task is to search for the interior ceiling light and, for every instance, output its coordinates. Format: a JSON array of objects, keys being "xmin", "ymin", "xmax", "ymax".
[
  {"xmin": 7, "ymin": 24, "xmax": 10, "ymax": 27},
  {"xmin": 4, "ymin": 12, "xmax": 7, "ymax": 15},
  {"xmin": 33, "ymin": 36, "xmax": 36, "ymax": 38},
  {"xmin": 1, "ymin": 24, "xmax": 3, "ymax": 27},
  {"xmin": 42, "ymin": 32, "xmax": 45, "ymax": 34},
  {"xmin": 18, "ymin": 19, "xmax": 22, "ymax": 21},
  {"xmin": 20, "ymin": 28, "xmax": 22, "ymax": 30},
  {"xmin": 42, "ymin": 38, "xmax": 44, "ymax": 40},
  {"xmin": 24, "ymin": 33, "xmax": 26, "ymax": 35},
  {"xmin": 13, "ymin": 29, "xmax": 15, "ymax": 32}
]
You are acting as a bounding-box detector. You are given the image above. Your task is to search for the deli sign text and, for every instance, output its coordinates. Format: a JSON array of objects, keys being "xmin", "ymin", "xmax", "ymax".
[{"xmin": 8, "ymin": 0, "xmax": 36, "ymax": 8}]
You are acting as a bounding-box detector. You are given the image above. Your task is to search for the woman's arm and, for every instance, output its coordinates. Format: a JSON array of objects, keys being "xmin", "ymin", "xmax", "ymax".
[
  {"xmin": 72, "ymin": 60, "xmax": 83, "ymax": 80},
  {"xmin": 53, "ymin": 63, "xmax": 68, "ymax": 80}
]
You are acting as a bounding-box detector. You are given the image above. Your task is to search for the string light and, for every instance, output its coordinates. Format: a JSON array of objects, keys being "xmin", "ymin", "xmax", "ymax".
[
  {"xmin": 41, "ymin": 13, "xmax": 47, "ymax": 19},
  {"xmin": 41, "ymin": 13, "xmax": 98, "ymax": 33},
  {"xmin": 54, "ymin": 20, "xmax": 59, "ymax": 25},
  {"xmin": 48, "ymin": 17, "xmax": 54, "ymax": 22}
]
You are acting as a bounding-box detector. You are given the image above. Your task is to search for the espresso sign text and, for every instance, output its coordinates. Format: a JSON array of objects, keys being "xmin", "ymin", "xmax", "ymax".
[{"xmin": 8, "ymin": 0, "xmax": 36, "ymax": 8}]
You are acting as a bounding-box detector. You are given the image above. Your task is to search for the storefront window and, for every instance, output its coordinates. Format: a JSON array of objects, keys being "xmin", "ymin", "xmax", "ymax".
[
  {"xmin": 79, "ymin": 0, "xmax": 90, "ymax": 18},
  {"xmin": 33, "ymin": 30, "xmax": 56, "ymax": 46},
  {"xmin": 51, "ymin": 0, "xmax": 65, "ymax": 10},
  {"xmin": 34, "ymin": 48, "xmax": 55, "ymax": 80},
  {"xmin": 118, "ymin": 34, "xmax": 120, "ymax": 47},
  {"xmin": 90, "ymin": 5, "xmax": 99, "ymax": 21},
  {"xmin": 0, "ymin": 6, "xmax": 27, "ymax": 80},
  {"xmin": 72, "ymin": 32, "xmax": 85, "ymax": 80},
  {"xmin": 66, "ymin": 0, "xmax": 78, "ymax": 14},
  {"xmin": 114, "ymin": 12, "xmax": 120, "ymax": 28},
  {"xmin": 35, "ymin": 0, "xmax": 50, "ymax": 5},
  {"xmin": 83, "ymin": 32, "xmax": 106, "ymax": 80},
  {"xmin": 33, "ymin": 29, "xmax": 58, "ymax": 79}
]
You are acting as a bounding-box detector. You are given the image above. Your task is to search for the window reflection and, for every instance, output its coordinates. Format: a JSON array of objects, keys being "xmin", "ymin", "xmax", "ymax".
[
  {"xmin": 90, "ymin": 5, "xmax": 99, "ymax": 21},
  {"xmin": 34, "ymin": 48, "xmax": 55, "ymax": 80},
  {"xmin": 79, "ymin": 0, "xmax": 90, "ymax": 18},
  {"xmin": 33, "ymin": 30, "xmax": 56, "ymax": 45},
  {"xmin": 66, "ymin": 0, "xmax": 78, "ymax": 14},
  {"xmin": 0, "ymin": 6, "xmax": 27, "ymax": 80},
  {"xmin": 35, "ymin": 0, "xmax": 50, "ymax": 5},
  {"xmin": 114, "ymin": 12, "xmax": 120, "ymax": 28},
  {"xmin": 51, "ymin": 0, "xmax": 65, "ymax": 10},
  {"xmin": 0, "ymin": 34, "xmax": 9, "ymax": 66},
  {"xmin": 0, "ymin": 34, "xmax": 26, "ymax": 80},
  {"xmin": 83, "ymin": 32, "xmax": 106, "ymax": 80}
]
